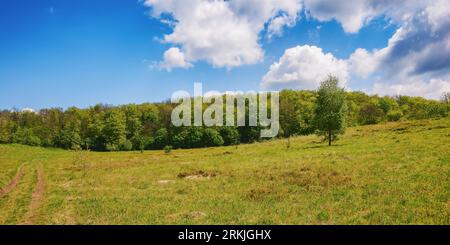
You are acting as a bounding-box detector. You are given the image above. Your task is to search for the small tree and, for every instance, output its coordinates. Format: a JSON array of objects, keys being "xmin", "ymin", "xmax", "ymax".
[{"xmin": 313, "ymin": 76, "xmax": 347, "ymax": 146}]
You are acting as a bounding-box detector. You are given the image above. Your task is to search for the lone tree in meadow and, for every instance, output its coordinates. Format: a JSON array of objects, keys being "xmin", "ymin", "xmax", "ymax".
[{"xmin": 314, "ymin": 76, "xmax": 347, "ymax": 146}]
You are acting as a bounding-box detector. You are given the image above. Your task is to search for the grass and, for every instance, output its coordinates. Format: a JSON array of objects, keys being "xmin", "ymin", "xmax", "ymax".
[{"xmin": 0, "ymin": 117, "xmax": 449, "ymax": 224}]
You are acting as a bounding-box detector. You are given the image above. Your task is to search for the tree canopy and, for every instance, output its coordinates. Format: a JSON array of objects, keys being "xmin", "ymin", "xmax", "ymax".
[
  {"xmin": 0, "ymin": 88, "xmax": 448, "ymax": 151},
  {"xmin": 313, "ymin": 76, "xmax": 347, "ymax": 146}
]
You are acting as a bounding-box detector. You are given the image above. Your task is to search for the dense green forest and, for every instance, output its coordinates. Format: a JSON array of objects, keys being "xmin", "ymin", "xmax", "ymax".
[{"xmin": 0, "ymin": 90, "xmax": 448, "ymax": 151}]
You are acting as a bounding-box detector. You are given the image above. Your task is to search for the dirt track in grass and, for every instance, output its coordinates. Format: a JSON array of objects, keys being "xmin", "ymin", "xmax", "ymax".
[
  {"xmin": 22, "ymin": 167, "xmax": 45, "ymax": 225},
  {"xmin": 0, "ymin": 167, "xmax": 24, "ymax": 198}
]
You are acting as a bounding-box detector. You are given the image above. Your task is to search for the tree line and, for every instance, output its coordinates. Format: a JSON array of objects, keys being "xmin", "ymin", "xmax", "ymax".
[{"xmin": 1, "ymin": 81, "xmax": 448, "ymax": 151}]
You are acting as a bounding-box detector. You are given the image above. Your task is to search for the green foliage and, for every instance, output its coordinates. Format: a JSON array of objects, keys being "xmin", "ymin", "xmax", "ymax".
[
  {"xmin": 238, "ymin": 126, "xmax": 260, "ymax": 143},
  {"xmin": 56, "ymin": 128, "xmax": 82, "ymax": 150},
  {"xmin": 313, "ymin": 76, "xmax": 347, "ymax": 146},
  {"xmin": 163, "ymin": 145, "xmax": 173, "ymax": 154},
  {"xmin": 120, "ymin": 139, "xmax": 133, "ymax": 151},
  {"xmin": 103, "ymin": 110, "xmax": 126, "ymax": 151},
  {"xmin": 219, "ymin": 127, "xmax": 240, "ymax": 146},
  {"xmin": 13, "ymin": 128, "xmax": 41, "ymax": 146},
  {"xmin": 279, "ymin": 90, "xmax": 315, "ymax": 136},
  {"xmin": 86, "ymin": 112, "xmax": 105, "ymax": 151},
  {"xmin": 203, "ymin": 128, "xmax": 224, "ymax": 147},
  {"xmin": 387, "ymin": 110, "xmax": 403, "ymax": 122},
  {"xmin": 56, "ymin": 107, "xmax": 83, "ymax": 150},
  {"xmin": 172, "ymin": 129, "xmax": 188, "ymax": 149},
  {"xmin": 0, "ymin": 86, "xmax": 448, "ymax": 151},
  {"xmin": 359, "ymin": 102, "xmax": 384, "ymax": 125},
  {"xmin": 185, "ymin": 127, "xmax": 204, "ymax": 148},
  {"xmin": 152, "ymin": 128, "xmax": 169, "ymax": 149}
]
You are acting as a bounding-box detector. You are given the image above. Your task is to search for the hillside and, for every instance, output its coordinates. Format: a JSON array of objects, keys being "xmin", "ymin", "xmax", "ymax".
[{"xmin": 0, "ymin": 117, "xmax": 449, "ymax": 224}]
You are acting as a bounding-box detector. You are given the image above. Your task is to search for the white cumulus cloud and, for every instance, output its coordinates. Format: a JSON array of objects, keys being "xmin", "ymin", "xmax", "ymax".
[
  {"xmin": 155, "ymin": 47, "xmax": 193, "ymax": 71},
  {"xmin": 261, "ymin": 45, "xmax": 349, "ymax": 90},
  {"xmin": 144, "ymin": 0, "xmax": 302, "ymax": 69},
  {"xmin": 346, "ymin": 0, "xmax": 450, "ymax": 98},
  {"xmin": 371, "ymin": 79, "xmax": 450, "ymax": 100},
  {"xmin": 263, "ymin": 0, "xmax": 450, "ymax": 99}
]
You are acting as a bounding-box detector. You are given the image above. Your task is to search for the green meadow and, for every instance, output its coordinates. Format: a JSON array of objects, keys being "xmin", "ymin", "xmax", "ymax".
[{"xmin": 0, "ymin": 117, "xmax": 449, "ymax": 225}]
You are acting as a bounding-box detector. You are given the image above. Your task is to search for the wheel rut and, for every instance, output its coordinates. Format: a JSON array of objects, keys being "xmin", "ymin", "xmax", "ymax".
[
  {"xmin": 0, "ymin": 166, "xmax": 24, "ymax": 198},
  {"xmin": 22, "ymin": 167, "xmax": 45, "ymax": 225}
]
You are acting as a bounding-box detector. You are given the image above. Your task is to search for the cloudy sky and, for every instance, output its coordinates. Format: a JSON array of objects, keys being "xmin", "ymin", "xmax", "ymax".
[{"xmin": 1, "ymin": 0, "xmax": 449, "ymax": 109}]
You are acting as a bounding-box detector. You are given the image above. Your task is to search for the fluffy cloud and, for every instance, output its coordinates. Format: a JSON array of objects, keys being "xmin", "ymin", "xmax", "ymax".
[
  {"xmin": 144, "ymin": 0, "xmax": 302, "ymax": 69},
  {"xmin": 155, "ymin": 47, "xmax": 192, "ymax": 71},
  {"xmin": 261, "ymin": 45, "xmax": 349, "ymax": 90},
  {"xmin": 346, "ymin": 0, "xmax": 450, "ymax": 98},
  {"xmin": 145, "ymin": 0, "xmax": 449, "ymax": 98},
  {"xmin": 371, "ymin": 79, "xmax": 450, "ymax": 100},
  {"xmin": 264, "ymin": 0, "xmax": 450, "ymax": 99},
  {"xmin": 267, "ymin": 13, "xmax": 298, "ymax": 39},
  {"xmin": 303, "ymin": 0, "xmax": 427, "ymax": 33},
  {"xmin": 304, "ymin": 0, "xmax": 372, "ymax": 33}
]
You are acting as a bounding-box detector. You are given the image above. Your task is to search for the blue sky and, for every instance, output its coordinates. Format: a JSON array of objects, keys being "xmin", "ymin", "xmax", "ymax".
[{"xmin": 1, "ymin": 0, "xmax": 449, "ymax": 110}]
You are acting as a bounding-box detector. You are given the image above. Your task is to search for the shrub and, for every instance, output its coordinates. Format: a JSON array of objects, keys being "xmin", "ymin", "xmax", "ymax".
[
  {"xmin": 185, "ymin": 127, "xmax": 204, "ymax": 148},
  {"xmin": 105, "ymin": 143, "xmax": 119, "ymax": 152},
  {"xmin": 163, "ymin": 145, "xmax": 172, "ymax": 154},
  {"xmin": 143, "ymin": 137, "xmax": 154, "ymax": 150},
  {"xmin": 120, "ymin": 139, "xmax": 133, "ymax": 151},
  {"xmin": 172, "ymin": 129, "xmax": 188, "ymax": 149},
  {"xmin": 56, "ymin": 129, "xmax": 81, "ymax": 150},
  {"xmin": 359, "ymin": 103, "xmax": 384, "ymax": 125},
  {"xmin": 219, "ymin": 127, "xmax": 240, "ymax": 146},
  {"xmin": 238, "ymin": 126, "xmax": 260, "ymax": 143},
  {"xmin": 13, "ymin": 128, "xmax": 41, "ymax": 147},
  {"xmin": 387, "ymin": 110, "xmax": 403, "ymax": 122},
  {"xmin": 203, "ymin": 128, "xmax": 224, "ymax": 147},
  {"xmin": 152, "ymin": 128, "xmax": 169, "ymax": 149}
]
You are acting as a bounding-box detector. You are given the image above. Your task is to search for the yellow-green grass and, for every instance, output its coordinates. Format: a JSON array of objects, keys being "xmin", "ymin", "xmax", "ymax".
[{"xmin": 0, "ymin": 117, "xmax": 449, "ymax": 224}]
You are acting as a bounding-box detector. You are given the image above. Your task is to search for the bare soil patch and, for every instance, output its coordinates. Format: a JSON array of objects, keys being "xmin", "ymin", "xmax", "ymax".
[{"xmin": 177, "ymin": 170, "xmax": 218, "ymax": 180}]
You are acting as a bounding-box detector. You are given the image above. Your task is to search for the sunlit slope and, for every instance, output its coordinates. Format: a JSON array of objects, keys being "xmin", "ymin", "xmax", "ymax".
[{"xmin": 0, "ymin": 117, "xmax": 449, "ymax": 224}]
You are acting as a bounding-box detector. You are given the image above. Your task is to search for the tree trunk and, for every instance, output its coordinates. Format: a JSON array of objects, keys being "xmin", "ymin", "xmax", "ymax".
[{"xmin": 328, "ymin": 129, "xmax": 332, "ymax": 146}]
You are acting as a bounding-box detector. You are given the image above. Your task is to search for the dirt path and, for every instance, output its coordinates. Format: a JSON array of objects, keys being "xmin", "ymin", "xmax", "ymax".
[
  {"xmin": 22, "ymin": 167, "xmax": 45, "ymax": 225},
  {"xmin": 0, "ymin": 167, "xmax": 24, "ymax": 198}
]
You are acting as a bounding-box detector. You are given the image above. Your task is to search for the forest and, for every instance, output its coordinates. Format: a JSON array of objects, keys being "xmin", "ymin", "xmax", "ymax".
[{"xmin": 0, "ymin": 89, "xmax": 449, "ymax": 151}]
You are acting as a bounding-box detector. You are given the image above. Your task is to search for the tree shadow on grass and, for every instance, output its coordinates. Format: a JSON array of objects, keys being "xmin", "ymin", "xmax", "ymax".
[{"xmin": 301, "ymin": 143, "xmax": 344, "ymax": 150}]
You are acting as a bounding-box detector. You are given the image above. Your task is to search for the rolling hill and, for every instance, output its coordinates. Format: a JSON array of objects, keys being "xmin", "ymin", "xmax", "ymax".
[{"xmin": 0, "ymin": 117, "xmax": 449, "ymax": 224}]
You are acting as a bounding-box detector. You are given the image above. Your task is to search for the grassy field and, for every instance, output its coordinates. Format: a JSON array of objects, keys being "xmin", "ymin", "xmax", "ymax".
[{"xmin": 0, "ymin": 117, "xmax": 449, "ymax": 225}]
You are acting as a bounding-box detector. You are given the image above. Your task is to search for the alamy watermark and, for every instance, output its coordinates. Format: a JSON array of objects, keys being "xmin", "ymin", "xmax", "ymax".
[{"xmin": 171, "ymin": 83, "xmax": 280, "ymax": 138}]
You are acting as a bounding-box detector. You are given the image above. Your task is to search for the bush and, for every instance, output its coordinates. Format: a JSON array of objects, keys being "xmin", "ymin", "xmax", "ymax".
[
  {"xmin": 105, "ymin": 143, "xmax": 119, "ymax": 152},
  {"xmin": 163, "ymin": 145, "xmax": 172, "ymax": 154},
  {"xmin": 185, "ymin": 127, "xmax": 204, "ymax": 148},
  {"xmin": 219, "ymin": 127, "xmax": 240, "ymax": 146},
  {"xmin": 203, "ymin": 128, "xmax": 224, "ymax": 147},
  {"xmin": 359, "ymin": 103, "xmax": 384, "ymax": 125},
  {"xmin": 152, "ymin": 128, "xmax": 169, "ymax": 149},
  {"xmin": 13, "ymin": 128, "xmax": 41, "ymax": 147},
  {"xmin": 172, "ymin": 130, "xmax": 188, "ymax": 149},
  {"xmin": 387, "ymin": 110, "xmax": 403, "ymax": 122},
  {"xmin": 56, "ymin": 129, "xmax": 81, "ymax": 150},
  {"xmin": 143, "ymin": 137, "xmax": 154, "ymax": 150},
  {"xmin": 238, "ymin": 126, "xmax": 260, "ymax": 143},
  {"xmin": 120, "ymin": 139, "xmax": 133, "ymax": 151},
  {"xmin": 24, "ymin": 134, "xmax": 41, "ymax": 146},
  {"xmin": 130, "ymin": 135, "xmax": 145, "ymax": 151}
]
